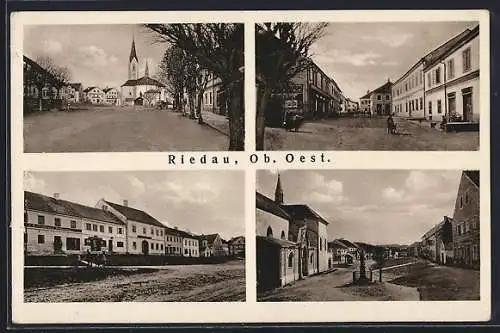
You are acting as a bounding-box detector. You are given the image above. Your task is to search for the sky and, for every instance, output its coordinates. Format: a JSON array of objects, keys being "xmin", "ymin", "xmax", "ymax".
[
  {"xmin": 24, "ymin": 24, "xmax": 166, "ymax": 88},
  {"xmin": 309, "ymin": 21, "xmax": 478, "ymax": 100},
  {"xmin": 24, "ymin": 171, "xmax": 245, "ymax": 240},
  {"xmin": 257, "ymin": 169, "xmax": 463, "ymax": 245}
]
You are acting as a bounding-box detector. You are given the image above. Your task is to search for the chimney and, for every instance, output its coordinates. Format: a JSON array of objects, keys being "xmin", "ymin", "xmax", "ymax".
[
  {"xmin": 123, "ymin": 200, "xmax": 128, "ymax": 207},
  {"xmin": 54, "ymin": 193, "xmax": 60, "ymax": 200}
]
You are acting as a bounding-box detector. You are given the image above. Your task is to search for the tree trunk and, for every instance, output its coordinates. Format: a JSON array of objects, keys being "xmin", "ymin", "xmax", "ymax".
[
  {"xmin": 227, "ymin": 81, "xmax": 244, "ymax": 151},
  {"xmin": 196, "ymin": 90, "xmax": 204, "ymax": 124},
  {"xmin": 256, "ymin": 85, "xmax": 270, "ymax": 151},
  {"xmin": 189, "ymin": 93, "xmax": 196, "ymax": 119}
]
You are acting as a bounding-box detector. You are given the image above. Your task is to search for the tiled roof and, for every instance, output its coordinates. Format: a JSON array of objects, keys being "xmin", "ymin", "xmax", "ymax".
[
  {"xmin": 422, "ymin": 28, "xmax": 473, "ymax": 69},
  {"xmin": 256, "ymin": 192, "xmax": 290, "ymax": 220},
  {"xmin": 104, "ymin": 200, "xmax": 165, "ymax": 228},
  {"xmin": 464, "ymin": 170, "xmax": 479, "ymax": 187},
  {"xmin": 24, "ymin": 191, "xmax": 124, "ymax": 225},
  {"xmin": 372, "ymin": 81, "xmax": 392, "ymax": 94},
  {"xmin": 121, "ymin": 76, "xmax": 165, "ymax": 87},
  {"xmin": 281, "ymin": 204, "xmax": 329, "ymax": 225}
]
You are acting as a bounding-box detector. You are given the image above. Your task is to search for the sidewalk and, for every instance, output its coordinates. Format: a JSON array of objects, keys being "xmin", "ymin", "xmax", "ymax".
[{"xmin": 201, "ymin": 111, "xmax": 229, "ymax": 136}]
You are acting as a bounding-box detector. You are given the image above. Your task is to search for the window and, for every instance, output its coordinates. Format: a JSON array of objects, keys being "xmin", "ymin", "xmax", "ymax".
[
  {"xmin": 156, "ymin": 243, "xmax": 159, "ymax": 250},
  {"xmin": 463, "ymin": 47, "xmax": 471, "ymax": 72},
  {"xmin": 92, "ymin": 224, "xmax": 98, "ymax": 231},
  {"xmin": 118, "ymin": 228, "xmax": 123, "ymax": 234},
  {"xmin": 38, "ymin": 234, "xmax": 45, "ymax": 243},
  {"xmin": 160, "ymin": 230, "xmax": 163, "ymax": 237},
  {"xmin": 156, "ymin": 229, "xmax": 159, "ymax": 236},
  {"xmin": 437, "ymin": 100, "xmax": 442, "ymax": 114},
  {"xmin": 71, "ymin": 220, "xmax": 77, "ymax": 229},
  {"xmin": 288, "ymin": 252, "xmax": 294, "ymax": 268},
  {"xmin": 460, "ymin": 196, "xmax": 463, "ymax": 208},
  {"xmin": 54, "ymin": 217, "xmax": 61, "ymax": 227},
  {"xmin": 108, "ymin": 226, "xmax": 113, "ymax": 233},
  {"xmin": 320, "ymin": 238, "xmax": 322, "ymax": 250},
  {"xmin": 266, "ymin": 226, "xmax": 273, "ymax": 238},
  {"xmin": 151, "ymin": 228, "xmax": 154, "ymax": 235},
  {"xmin": 37, "ymin": 215, "xmax": 45, "ymax": 225},
  {"xmin": 86, "ymin": 223, "xmax": 91, "ymax": 231},
  {"xmin": 143, "ymin": 227, "xmax": 146, "ymax": 234},
  {"xmin": 151, "ymin": 243, "xmax": 154, "ymax": 250},
  {"xmin": 427, "ymin": 73, "xmax": 431, "ymax": 86},
  {"xmin": 447, "ymin": 59, "xmax": 455, "ymax": 79},
  {"xmin": 66, "ymin": 237, "xmax": 80, "ymax": 250},
  {"xmin": 419, "ymin": 98, "xmax": 423, "ymax": 110},
  {"xmin": 386, "ymin": 95, "xmax": 389, "ymax": 100},
  {"xmin": 428, "ymin": 101, "xmax": 432, "ymax": 115},
  {"xmin": 133, "ymin": 241, "xmax": 137, "ymax": 250},
  {"xmin": 377, "ymin": 95, "xmax": 381, "ymax": 100},
  {"xmin": 161, "ymin": 244, "xmax": 163, "ymax": 251},
  {"xmin": 435, "ymin": 68, "xmax": 441, "ymax": 84},
  {"xmin": 132, "ymin": 225, "xmax": 136, "ymax": 233},
  {"xmin": 117, "ymin": 241, "xmax": 124, "ymax": 248},
  {"xmin": 99, "ymin": 225, "xmax": 104, "ymax": 233},
  {"xmin": 465, "ymin": 192, "xmax": 469, "ymax": 204},
  {"xmin": 310, "ymin": 253, "xmax": 314, "ymax": 264}
]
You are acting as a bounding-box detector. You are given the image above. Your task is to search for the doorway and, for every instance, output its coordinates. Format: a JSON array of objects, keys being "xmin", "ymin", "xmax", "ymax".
[
  {"xmin": 462, "ymin": 90, "xmax": 472, "ymax": 122},
  {"xmin": 302, "ymin": 248, "xmax": 308, "ymax": 276},
  {"xmin": 53, "ymin": 236, "xmax": 62, "ymax": 252},
  {"xmin": 142, "ymin": 240, "xmax": 149, "ymax": 255},
  {"xmin": 108, "ymin": 239, "xmax": 113, "ymax": 253}
]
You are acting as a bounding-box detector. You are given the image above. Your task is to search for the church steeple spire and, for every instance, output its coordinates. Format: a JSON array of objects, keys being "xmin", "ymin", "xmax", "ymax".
[
  {"xmin": 129, "ymin": 34, "xmax": 138, "ymax": 63},
  {"xmin": 275, "ymin": 173, "xmax": 283, "ymax": 205},
  {"xmin": 145, "ymin": 60, "xmax": 149, "ymax": 77}
]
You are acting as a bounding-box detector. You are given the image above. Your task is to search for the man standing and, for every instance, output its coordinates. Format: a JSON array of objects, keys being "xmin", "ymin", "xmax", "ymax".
[{"xmin": 387, "ymin": 114, "xmax": 395, "ymax": 134}]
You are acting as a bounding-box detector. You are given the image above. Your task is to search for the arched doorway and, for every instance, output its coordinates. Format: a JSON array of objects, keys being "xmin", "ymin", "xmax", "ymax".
[{"xmin": 142, "ymin": 240, "xmax": 149, "ymax": 255}]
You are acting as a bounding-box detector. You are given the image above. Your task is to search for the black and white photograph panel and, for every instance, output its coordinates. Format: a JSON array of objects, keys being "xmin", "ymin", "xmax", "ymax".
[
  {"xmin": 256, "ymin": 21, "xmax": 480, "ymax": 151},
  {"xmin": 23, "ymin": 23, "xmax": 244, "ymax": 152},
  {"xmin": 256, "ymin": 170, "xmax": 480, "ymax": 301},
  {"xmin": 23, "ymin": 171, "xmax": 245, "ymax": 302}
]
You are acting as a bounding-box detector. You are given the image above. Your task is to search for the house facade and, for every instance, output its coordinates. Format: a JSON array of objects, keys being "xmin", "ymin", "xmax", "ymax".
[
  {"xmin": 67, "ymin": 83, "xmax": 83, "ymax": 103},
  {"xmin": 96, "ymin": 199, "xmax": 166, "ymax": 256},
  {"xmin": 202, "ymin": 72, "xmax": 226, "ymax": 115},
  {"xmin": 198, "ymin": 233, "xmax": 224, "ymax": 257},
  {"xmin": 178, "ymin": 230, "xmax": 200, "ymax": 257},
  {"xmin": 228, "ymin": 236, "xmax": 245, "ymax": 257},
  {"xmin": 359, "ymin": 91, "xmax": 371, "ymax": 114},
  {"xmin": 164, "ymin": 227, "xmax": 183, "ymax": 256},
  {"xmin": 392, "ymin": 61, "xmax": 425, "ymax": 118},
  {"xmin": 328, "ymin": 239, "xmax": 349, "ymax": 264},
  {"xmin": 103, "ymin": 87, "xmax": 120, "ymax": 106},
  {"xmin": 452, "ymin": 171, "xmax": 480, "ymax": 269},
  {"xmin": 363, "ymin": 80, "xmax": 392, "ymax": 116},
  {"xmin": 24, "ymin": 191, "xmax": 127, "ymax": 255},
  {"xmin": 84, "ymin": 87, "xmax": 105, "ymax": 104},
  {"xmin": 420, "ymin": 216, "xmax": 454, "ymax": 264}
]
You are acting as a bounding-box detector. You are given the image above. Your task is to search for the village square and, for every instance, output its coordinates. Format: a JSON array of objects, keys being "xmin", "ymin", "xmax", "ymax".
[
  {"xmin": 256, "ymin": 22, "xmax": 480, "ymax": 151},
  {"xmin": 256, "ymin": 170, "xmax": 480, "ymax": 301},
  {"xmin": 23, "ymin": 171, "xmax": 246, "ymax": 302},
  {"xmin": 23, "ymin": 23, "xmax": 244, "ymax": 152}
]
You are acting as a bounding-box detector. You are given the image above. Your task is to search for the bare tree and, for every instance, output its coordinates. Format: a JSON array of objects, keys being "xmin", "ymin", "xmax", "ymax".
[
  {"xmin": 145, "ymin": 23, "xmax": 245, "ymax": 151},
  {"xmin": 37, "ymin": 56, "xmax": 71, "ymax": 101},
  {"xmin": 255, "ymin": 23, "xmax": 328, "ymax": 150}
]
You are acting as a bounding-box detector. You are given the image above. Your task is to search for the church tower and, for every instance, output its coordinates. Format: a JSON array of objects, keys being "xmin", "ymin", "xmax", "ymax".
[
  {"xmin": 128, "ymin": 36, "xmax": 139, "ymax": 80},
  {"xmin": 144, "ymin": 60, "xmax": 149, "ymax": 77},
  {"xmin": 274, "ymin": 173, "xmax": 284, "ymax": 205}
]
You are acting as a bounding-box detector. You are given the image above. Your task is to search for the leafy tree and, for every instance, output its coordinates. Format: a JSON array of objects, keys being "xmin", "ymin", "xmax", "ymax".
[
  {"xmin": 157, "ymin": 46, "xmax": 188, "ymax": 113},
  {"xmin": 145, "ymin": 23, "xmax": 244, "ymax": 151},
  {"xmin": 255, "ymin": 23, "xmax": 328, "ymax": 150}
]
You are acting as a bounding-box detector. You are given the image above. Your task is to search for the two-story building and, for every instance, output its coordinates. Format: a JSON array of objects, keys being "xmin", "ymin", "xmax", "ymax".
[
  {"xmin": 228, "ymin": 236, "xmax": 245, "ymax": 257},
  {"xmin": 328, "ymin": 239, "xmax": 349, "ymax": 265},
  {"xmin": 66, "ymin": 83, "xmax": 83, "ymax": 103},
  {"xmin": 164, "ymin": 226, "xmax": 183, "ymax": 256},
  {"xmin": 24, "ymin": 191, "xmax": 126, "ymax": 255},
  {"xmin": 423, "ymin": 26, "xmax": 479, "ymax": 123},
  {"xmin": 103, "ymin": 87, "xmax": 120, "ymax": 106},
  {"xmin": 198, "ymin": 233, "xmax": 224, "ymax": 257},
  {"xmin": 83, "ymin": 87, "xmax": 105, "ymax": 104},
  {"xmin": 420, "ymin": 216, "xmax": 454, "ymax": 264},
  {"xmin": 177, "ymin": 229, "xmax": 199, "ymax": 257},
  {"xmin": 452, "ymin": 170, "xmax": 480, "ymax": 269},
  {"xmin": 96, "ymin": 199, "xmax": 166, "ymax": 255},
  {"xmin": 361, "ymin": 80, "xmax": 392, "ymax": 116},
  {"xmin": 392, "ymin": 61, "xmax": 425, "ymax": 118}
]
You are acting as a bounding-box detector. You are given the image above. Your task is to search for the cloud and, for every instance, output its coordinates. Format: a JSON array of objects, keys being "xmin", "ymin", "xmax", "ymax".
[
  {"xmin": 301, "ymin": 172, "xmax": 346, "ymax": 204},
  {"xmin": 151, "ymin": 180, "xmax": 219, "ymax": 205},
  {"xmin": 39, "ymin": 39, "xmax": 62, "ymax": 55},
  {"xmin": 320, "ymin": 49, "xmax": 383, "ymax": 67},
  {"xmin": 127, "ymin": 176, "xmax": 146, "ymax": 196},
  {"xmin": 24, "ymin": 172, "xmax": 46, "ymax": 193},
  {"xmin": 362, "ymin": 32, "xmax": 414, "ymax": 47},
  {"xmin": 75, "ymin": 45, "xmax": 118, "ymax": 68},
  {"xmin": 382, "ymin": 187, "xmax": 406, "ymax": 202},
  {"xmin": 404, "ymin": 171, "xmax": 436, "ymax": 192}
]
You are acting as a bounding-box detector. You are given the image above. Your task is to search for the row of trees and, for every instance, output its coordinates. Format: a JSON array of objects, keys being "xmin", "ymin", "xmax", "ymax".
[
  {"xmin": 145, "ymin": 23, "xmax": 328, "ymax": 151},
  {"xmin": 145, "ymin": 23, "xmax": 244, "ymax": 151}
]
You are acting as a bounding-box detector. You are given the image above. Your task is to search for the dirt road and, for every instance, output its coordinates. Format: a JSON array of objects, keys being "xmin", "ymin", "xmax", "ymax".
[
  {"xmin": 25, "ymin": 261, "xmax": 245, "ymax": 302},
  {"xmin": 258, "ymin": 262, "xmax": 419, "ymax": 302}
]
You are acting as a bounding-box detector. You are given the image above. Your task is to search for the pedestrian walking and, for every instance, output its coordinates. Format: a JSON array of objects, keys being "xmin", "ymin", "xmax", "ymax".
[{"xmin": 387, "ymin": 114, "xmax": 395, "ymax": 134}]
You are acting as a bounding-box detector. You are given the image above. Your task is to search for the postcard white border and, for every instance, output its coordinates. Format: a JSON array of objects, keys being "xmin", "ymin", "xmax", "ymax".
[{"xmin": 11, "ymin": 9, "xmax": 490, "ymax": 324}]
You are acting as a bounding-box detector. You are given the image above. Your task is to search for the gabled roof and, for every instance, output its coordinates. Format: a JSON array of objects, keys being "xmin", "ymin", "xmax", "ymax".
[
  {"xmin": 84, "ymin": 86, "xmax": 101, "ymax": 93},
  {"xmin": 122, "ymin": 76, "xmax": 165, "ymax": 87},
  {"xmin": 25, "ymin": 191, "xmax": 124, "ymax": 225},
  {"xmin": 175, "ymin": 228, "xmax": 198, "ymax": 239},
  {"xmin": 164, "ymin": 226, "xmax": 183, "ymax": 237},
  {"xmin": 229, "ymin": 236, "xmax": 245, "ymax": 244},
  {"xmin": 256, "ymin": 192, "xmax": 290, "ymax": 220},
  {"xmin": 328, "ymin": 239, "xmax": 348, "ymax": 249},
  {"xmin": 197, "ymin": 233, "xmax": 219, "ymax": 245},
  {"xmin": 422, "ymin": 216, "xmax": 452, "ymax": 240},
  {"xmin": 336, "ymin": 239, "xmax": 358, "ymax": 249},
  {"xmin": 281, "ymin": 204, "xmax": 329, "ymax": 225},
  {"xmin": 104, "ymin": 200, "xmax": 165, "ymax": 228},
  {"xmin": 103, "ymin": 87, "xmax": 117, "ymax": 93},
  {"xmin": 464, "ymin": 170, "xmax": 479, "ymax": 187},
  {"xmin": 372, "ymin": 81, "xmax": 392, "ymax": 94},
  {"xmin": 360, "ymin": 91, "xmax": 371, "ymax": 99}
]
